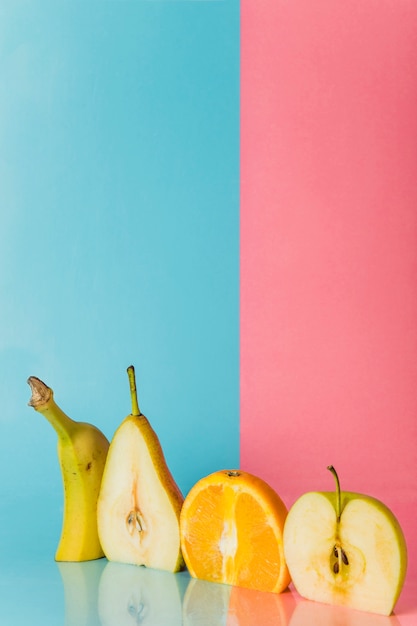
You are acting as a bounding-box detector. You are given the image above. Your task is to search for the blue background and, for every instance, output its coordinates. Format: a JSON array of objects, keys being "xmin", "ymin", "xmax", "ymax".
[{"xmin": 0, "ymin": 0, "xmax": 239, "ymax": 569}]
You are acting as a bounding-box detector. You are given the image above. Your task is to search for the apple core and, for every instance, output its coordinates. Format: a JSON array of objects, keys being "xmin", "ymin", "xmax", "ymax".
[{"xmin": 327, "ymin": 466, "xmax": 351, "ymax": 578}]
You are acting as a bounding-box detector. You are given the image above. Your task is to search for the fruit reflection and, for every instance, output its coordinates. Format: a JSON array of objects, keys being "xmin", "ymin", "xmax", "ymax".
[
  {"xmin": 58, "ymin": 559, "xmax": 106, "ymax": 626},
  {"xmin": 227, "ymin": 584, "xmax": 296, "ymax": 626},
  {"xmin": 290, "ymin": 599, "xmax": 403, "ymax": 626},
  {"xmin": 183, "ymin": 577, "xmax": 232, "ymax": 626},
  {"xmin": 98, "ymin": 561, "xmax": 183, "ymax": 626}
]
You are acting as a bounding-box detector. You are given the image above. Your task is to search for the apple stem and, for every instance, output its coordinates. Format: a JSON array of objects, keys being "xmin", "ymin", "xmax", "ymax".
[
  {"xmin": 127, "ymin": 365, "xmax": 141, "ymax": 417},
  {"xmin": 327, "ymin": 465, "xmax": 341, "ymax": 522}
]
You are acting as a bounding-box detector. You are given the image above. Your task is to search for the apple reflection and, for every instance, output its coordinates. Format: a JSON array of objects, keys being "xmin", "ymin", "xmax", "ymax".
[
  {"xmin": 289, "ymin": 599, "xmax": 403, "ymax": 626},
  {"xmin": 98, "ymin": 561, "xmax": 183, "ymax": 626}
]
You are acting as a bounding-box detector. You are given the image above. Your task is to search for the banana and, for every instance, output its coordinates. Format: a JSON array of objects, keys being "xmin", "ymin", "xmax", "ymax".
[{"xmin": 27, "ymin": 376, "xmax": 110, "ymax": 561}]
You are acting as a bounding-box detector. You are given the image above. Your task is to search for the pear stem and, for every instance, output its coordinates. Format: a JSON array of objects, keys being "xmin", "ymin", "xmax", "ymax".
[
  {"xmin": 127, "ymin": 365, "xmax": 141, "ymax": 416},
  {"xmin": 327, "ymin": 465, "xmax": 342, "ymax": 522}
]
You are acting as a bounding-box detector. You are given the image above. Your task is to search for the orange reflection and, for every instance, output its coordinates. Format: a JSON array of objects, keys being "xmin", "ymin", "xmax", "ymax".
[
  {"xmin": 227, "ymin": 585, "xmax": 296, "ymax": 626},
  {"xmin": 183, "ymin": 577, "xmax": 232, "ymax": 626},
  {"xmin": 290, "ymin": 599, "xmax": 403, "ymax": 626}
]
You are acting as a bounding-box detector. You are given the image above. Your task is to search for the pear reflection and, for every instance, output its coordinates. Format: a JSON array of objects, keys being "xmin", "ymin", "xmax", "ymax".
[
  {"xmin": 57, "ymin": 559, "xmax": 107, "ymax": 626},
  {"xmin": 289, "ymin": 599, "xmax": 403, "ymax": 626},
  {"xmin": 183, "ymin": 577, "xmax": 232, "ymax": 626},
  {"xmin": 98, "ymin": 561, "xmax": 183, "ymax": 626},
  {"xmin": 227, "ymin": 585, "xmax": 296, "ymax": 626}
]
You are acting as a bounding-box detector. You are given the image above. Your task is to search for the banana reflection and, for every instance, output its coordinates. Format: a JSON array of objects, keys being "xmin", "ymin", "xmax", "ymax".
[
  {"xmin": 290, "ymin": 599, "xmax": 403, "ymax": 626},
  {"xmin": 58, "ymin": 559, "xmax": 107, "ymax": 626},
  {"xmin": 98, "ymin": 562, "xmax": 183, "ymax": 626}
]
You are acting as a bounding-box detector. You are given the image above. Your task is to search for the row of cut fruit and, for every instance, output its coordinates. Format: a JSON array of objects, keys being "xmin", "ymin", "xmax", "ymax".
[{"xmin": 28, "ymin": 365, "xmax": 408, "ymax": 617}]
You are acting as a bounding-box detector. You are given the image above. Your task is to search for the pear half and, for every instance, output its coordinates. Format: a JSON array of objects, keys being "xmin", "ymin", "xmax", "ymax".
[
  {"xmin": 283, "ymin": 466, "xmax": 407, "ymax": 616},
  {"xmin": 97, "ymin": 366, "xmax": 185, "ymax": 572}
]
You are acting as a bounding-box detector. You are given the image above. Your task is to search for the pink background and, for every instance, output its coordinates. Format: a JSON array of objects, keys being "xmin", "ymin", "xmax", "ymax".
[{"xmin": 240, "ymin": 1, "xmax": 417, "ymax": 620}]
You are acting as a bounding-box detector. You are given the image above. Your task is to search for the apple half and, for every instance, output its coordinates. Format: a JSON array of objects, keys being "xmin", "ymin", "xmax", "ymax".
[{"xmin": 283, "ymin": 466, "xmax": 407, "ymax": 616}]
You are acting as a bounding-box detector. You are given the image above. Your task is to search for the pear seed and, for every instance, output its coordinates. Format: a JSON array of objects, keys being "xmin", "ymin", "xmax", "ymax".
[
  {"xmin": 135, "ymin": 512, "xmax": 146, "ymax": 533},
  {"xmin": 126, "ymin": 511, "xmax": 143, "ymax": 535},
  {"xmin": 333, "ymin": 562, "xmax": 340, "ymax": 574},
  {"xmin": 341, "ymin": 549, "xmax": 349, "ymax": 566},
  {"xmin": 333, "ymin": 546, "xmax": 339, "ymax": 559},
  {"xmin": 127, "ymin": 512, "xmax": 135, "ymax": 535}
]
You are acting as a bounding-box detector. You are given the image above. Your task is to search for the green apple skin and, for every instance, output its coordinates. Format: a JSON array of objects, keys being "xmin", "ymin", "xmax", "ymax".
[{"xmin": 283, "ymin": 490, "xmax": 407, "ymax": 616}]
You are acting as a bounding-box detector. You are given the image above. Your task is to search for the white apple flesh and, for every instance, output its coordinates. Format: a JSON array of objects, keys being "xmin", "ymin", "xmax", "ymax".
[{"xmin": 283, "ymin": 466, "xmax": 407, "ymax": 616}]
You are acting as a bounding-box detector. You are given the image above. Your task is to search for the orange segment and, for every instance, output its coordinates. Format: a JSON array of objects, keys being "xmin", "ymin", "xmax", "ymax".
[{"xmin": 180, "ymin": 470, "xmax": 291, "ymax": 594}]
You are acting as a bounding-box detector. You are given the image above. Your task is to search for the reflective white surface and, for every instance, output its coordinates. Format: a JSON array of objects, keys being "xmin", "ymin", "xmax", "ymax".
[{"xmin": 0, "ymin": 557, "xmax": 415, "ymax": 626}]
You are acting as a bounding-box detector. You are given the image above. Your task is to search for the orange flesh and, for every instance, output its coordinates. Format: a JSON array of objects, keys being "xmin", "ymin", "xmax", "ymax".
[{"xmin": 180, "ymin": 471, "xmax": 290, "ymax": 593}]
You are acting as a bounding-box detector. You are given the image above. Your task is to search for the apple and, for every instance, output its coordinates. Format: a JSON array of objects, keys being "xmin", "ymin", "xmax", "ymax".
[{"xmin": 283, "ymin": 466, "xmax": 407, "ymax": 616}]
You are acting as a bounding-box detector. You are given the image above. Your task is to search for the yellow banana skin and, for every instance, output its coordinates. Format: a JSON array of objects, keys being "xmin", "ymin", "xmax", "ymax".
[{"xmin": 28, "ymin": 376, "xmax": 110, "ymax": 561}]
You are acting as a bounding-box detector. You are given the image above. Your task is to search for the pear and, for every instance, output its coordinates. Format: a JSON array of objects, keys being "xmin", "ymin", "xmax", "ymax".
[{"xmin": 97, "ymin": 365, "xmax": 185, "ymax": 572}]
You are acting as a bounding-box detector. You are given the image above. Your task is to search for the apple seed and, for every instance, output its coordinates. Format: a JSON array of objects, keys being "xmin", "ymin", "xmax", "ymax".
[{"xmin": 331, "ymin": 544, "xmax": 349, "ymax": 575}]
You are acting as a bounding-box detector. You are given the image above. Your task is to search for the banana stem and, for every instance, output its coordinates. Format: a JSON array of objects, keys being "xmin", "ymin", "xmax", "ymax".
[
  {"xmin": 327, "ymin": 465, "xmax": 342, "ymax": 522},
  {"xmin": 127, "ymin": 365, "xmax": 141, "ymax": 416},
  {"xmin": 27, "ymin": 376, "xmax": 76, "ymax": 440}
]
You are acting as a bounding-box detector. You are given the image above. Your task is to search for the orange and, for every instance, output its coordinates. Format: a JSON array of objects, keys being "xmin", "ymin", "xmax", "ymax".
[{"xmin": 179, "ymin": 469, "xmax": 291, "ymax": 594}]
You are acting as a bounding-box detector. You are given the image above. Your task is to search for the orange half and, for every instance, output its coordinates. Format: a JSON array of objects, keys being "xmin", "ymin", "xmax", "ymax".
[{"xmin": 180, "ymin": 469, "xmax": 291, "ymax": 594}]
